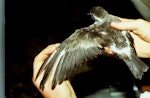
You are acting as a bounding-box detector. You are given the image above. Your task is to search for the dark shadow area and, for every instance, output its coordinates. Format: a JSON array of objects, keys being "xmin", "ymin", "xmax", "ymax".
[{"xmin": 6, "ymin": 0, "xmax": 150, "ymax": 97}]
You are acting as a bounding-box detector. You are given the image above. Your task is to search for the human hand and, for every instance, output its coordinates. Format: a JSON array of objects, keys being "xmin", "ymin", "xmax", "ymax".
[
  {"xmin": 110, "ymin": 18, "xmax": 150, "ymax": 58},
  {"xmin": 32, "ymin": 43, "xmax": 76, "ymax": 98}
]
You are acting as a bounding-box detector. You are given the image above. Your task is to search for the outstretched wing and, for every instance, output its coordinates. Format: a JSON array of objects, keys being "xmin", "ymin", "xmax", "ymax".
[{"xmin": 36, "ymin": 27, "xmax": 104, "ymax": 90}]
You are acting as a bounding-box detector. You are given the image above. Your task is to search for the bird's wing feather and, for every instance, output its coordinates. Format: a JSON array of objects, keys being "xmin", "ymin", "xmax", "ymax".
[{"xmin": 36, "ymin": 28, "xmax": 104, "ymax": 90}]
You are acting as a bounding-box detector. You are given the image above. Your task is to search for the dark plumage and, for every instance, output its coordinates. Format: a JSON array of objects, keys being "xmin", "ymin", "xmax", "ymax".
[{"xmin": 35, "ymin": 6, "xmax": 149, "ymax": 90}]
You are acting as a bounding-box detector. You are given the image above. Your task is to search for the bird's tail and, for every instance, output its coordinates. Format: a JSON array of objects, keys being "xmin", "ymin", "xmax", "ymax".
[{"xmin": 122, "ymin": 54, "xmax": 149, "ymax": 80}]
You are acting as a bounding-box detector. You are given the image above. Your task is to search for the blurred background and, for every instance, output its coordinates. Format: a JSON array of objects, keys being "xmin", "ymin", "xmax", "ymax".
[{"xmin": 5, "ymin": 0, "xmax": 150, "ymax": 98}]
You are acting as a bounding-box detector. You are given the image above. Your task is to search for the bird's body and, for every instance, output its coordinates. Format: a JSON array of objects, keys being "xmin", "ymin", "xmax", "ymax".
[{"xmin": 36, "ymin": 6, "xmax": 149, "ymax": 90}]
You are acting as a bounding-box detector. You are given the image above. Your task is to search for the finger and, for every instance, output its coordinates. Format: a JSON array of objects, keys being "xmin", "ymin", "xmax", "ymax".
[
  {"xmin": 33, "ymin": 43, "xmax": 60, "ymax": 79},
  {"xmin": 130, "ymin": 33, "xmax": 150, "ymax": 58},
  {"xmin": 110, "ymin": 19, "xmax": 137, "ymax": 31},
  {"xmin": 34, "ymin": 43, "xmax": 60, "ymax": 63},
  {"xmin": 109, "ymin": 15, "xmax": 135, "ymax": 30},
  {"xmin": 117, "ymin": 17, "xmax": 134, "ymax": 22},
  {"xmin": 109, "ymin": 14, "xmax": 133, "ymax": 22}
]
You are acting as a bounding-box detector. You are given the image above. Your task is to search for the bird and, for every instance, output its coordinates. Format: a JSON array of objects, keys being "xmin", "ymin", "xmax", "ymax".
[{"xmin": 35, "ymin": 6, "xmax": 149, "ymax": 90}]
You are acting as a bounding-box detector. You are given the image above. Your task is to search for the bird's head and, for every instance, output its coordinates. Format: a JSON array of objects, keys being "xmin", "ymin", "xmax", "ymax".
[{"xmin": 88, "ymin": 6, "xmax": 108, "ymax": 24}]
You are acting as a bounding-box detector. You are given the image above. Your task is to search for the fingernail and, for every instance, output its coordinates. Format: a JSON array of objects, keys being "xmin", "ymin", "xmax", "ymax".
[
  {"xmin": 111, "ymin": 22, "xmax": 117, "ymax": 24},
  {"xmin": 55, "ymin": 43, "xmax": 60, "ymax": 46},
  {"xmin": 110, "ymin": 22, "xmax": 120, "ymax": 26},
  {"xmin": 54, "ymin": 43, "xmax": 60, "ymax": 47},
  {"xmin": 47, "ymin": 43, "xmax": 60, "ymax": 48}
]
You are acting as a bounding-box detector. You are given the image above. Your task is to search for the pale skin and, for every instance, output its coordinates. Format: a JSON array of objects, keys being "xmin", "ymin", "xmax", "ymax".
[
  {"xmin": 32, "ymin": 44, "xmax": 76, "ymax": 98},
  {"xmin": 32, "ymin": 18, "xmax": 150, "ymax": 98},
  {"xmin": 110, "ymin": 17, "xmax": 150, "ymax": 58}
]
